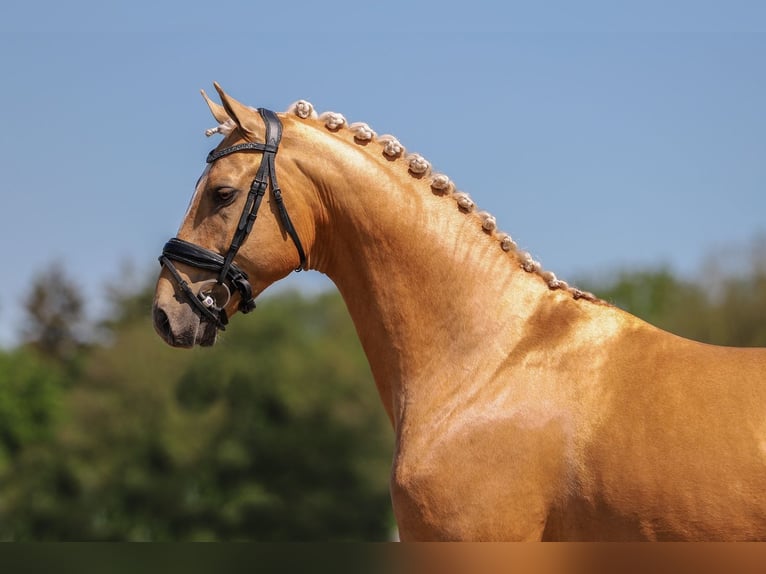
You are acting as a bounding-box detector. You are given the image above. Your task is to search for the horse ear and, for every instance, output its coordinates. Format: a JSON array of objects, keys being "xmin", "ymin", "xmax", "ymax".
[
  {"xmin": 213, "ymin": 82, "xmax": 260, "ymax": 141},
  {"xmin": 200, "ymin": 88, "xmax": 229, "ymax": 124}
]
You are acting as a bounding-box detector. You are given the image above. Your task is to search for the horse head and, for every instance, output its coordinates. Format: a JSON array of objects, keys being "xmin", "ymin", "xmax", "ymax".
[{"xmin": 153, "ymin": 84, "xmax": 318, "ymax": 347}]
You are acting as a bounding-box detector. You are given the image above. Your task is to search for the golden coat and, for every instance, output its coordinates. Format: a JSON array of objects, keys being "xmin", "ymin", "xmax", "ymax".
[{"xmin": 154, "ymin": 85, "xmax": 766, "ymax": 540}]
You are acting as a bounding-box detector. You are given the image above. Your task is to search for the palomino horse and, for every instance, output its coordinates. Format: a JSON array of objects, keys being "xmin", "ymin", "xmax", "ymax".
[{"xmin": 153, "ymin": 84, "xmax": 766, "ymax": 541}]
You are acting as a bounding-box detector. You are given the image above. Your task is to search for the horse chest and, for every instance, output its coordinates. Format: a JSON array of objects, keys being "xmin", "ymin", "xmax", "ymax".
[{"xmin": 389, "ymin": 411, "xmax": 573, "ymax": 540}]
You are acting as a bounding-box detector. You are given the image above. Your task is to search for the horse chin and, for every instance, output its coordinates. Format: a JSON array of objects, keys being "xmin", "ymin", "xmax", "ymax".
[
  {"xmin": 152, "ymin": 303, "xmax": 219, "ymax": 348},
  {"xmin": 197, "ymin": 321, "xmax": 219, "ymax": 347}
]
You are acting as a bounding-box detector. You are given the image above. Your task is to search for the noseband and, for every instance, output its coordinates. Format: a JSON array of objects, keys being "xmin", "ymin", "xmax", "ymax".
[{"xmin": 159, "ymin": 108, "xmax": 306, "ymax": 331}]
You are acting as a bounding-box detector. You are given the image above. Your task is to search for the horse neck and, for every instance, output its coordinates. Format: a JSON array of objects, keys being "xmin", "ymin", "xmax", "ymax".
[{"xmin": 293, "ymin": 123, "xmax": 581, "ymax": 427}]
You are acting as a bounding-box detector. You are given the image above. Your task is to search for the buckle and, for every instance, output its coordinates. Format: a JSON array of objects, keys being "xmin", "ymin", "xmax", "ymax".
[{"xmin": 191, "ymin": 279, "xmax": 231, "ymax": 310}]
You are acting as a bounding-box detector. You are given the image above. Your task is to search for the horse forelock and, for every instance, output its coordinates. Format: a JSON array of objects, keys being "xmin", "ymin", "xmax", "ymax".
[{"xmin": 205, "ymin": 119, "xmax": 237, "ymax": 138}]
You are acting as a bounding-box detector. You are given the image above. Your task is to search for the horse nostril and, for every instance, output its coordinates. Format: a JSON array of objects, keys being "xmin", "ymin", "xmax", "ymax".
[{"xmin": 153, "ymin": 306, "xmax": 172, "ymax": 340}]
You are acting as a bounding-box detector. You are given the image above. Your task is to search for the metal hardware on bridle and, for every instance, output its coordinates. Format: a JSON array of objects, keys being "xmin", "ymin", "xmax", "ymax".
[{"xmin": 158, "ymin": 108, "xmax": 307, "ymax": 331}]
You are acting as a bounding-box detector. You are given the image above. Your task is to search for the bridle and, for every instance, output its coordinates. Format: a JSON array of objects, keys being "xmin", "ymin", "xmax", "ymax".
[{"xmin": 158, "ymin": 108, "xmax": 306, "ymax": 331}]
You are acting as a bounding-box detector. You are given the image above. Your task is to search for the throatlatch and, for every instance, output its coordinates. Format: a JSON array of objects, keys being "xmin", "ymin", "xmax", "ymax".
[{"xmin": 159, "ymin": 108, "xmax": 306, "ymax": 330}]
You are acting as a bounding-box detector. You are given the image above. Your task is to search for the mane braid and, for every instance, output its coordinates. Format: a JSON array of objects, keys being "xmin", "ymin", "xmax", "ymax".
[{"xmin": 285, "ymin": 100, "xmax": 599, "ymax": 303}]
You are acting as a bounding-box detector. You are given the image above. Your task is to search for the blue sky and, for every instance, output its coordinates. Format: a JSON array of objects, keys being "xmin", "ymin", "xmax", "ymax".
[{"xmin": 1, "ymin": 1, "xmax": 765, "ymax": 347}]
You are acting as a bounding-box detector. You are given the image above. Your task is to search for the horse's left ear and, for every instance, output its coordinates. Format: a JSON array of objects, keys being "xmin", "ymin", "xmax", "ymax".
[
  {"xmin": 201, "ymin": 88, "xmax": 229, "ymax": 124},
  {"xmin": 214, "ymin": 82, "xmax": 261, "ymax": 141}
]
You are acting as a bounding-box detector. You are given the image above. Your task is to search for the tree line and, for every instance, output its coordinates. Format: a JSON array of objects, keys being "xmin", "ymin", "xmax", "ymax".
[
  {"xmin": 1, "ymin": 239, "xmax": 765, "ymax": 540},
  {"xmin": 1, "ymin": 266, "xmax": 392, "ymax": 540}
]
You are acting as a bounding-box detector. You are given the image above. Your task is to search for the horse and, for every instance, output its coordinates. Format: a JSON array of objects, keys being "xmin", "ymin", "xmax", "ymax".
[{"xmin": 153, "ymin": 84, "xmax": 766, "ymax": 541}]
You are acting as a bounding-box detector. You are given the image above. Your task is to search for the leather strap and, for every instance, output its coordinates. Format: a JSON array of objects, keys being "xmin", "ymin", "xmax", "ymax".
[
  {"xmin": 209, "ymin": 107, "xmax": 305, "ymax": 281},
  {"xmin": 159, "ymin": 107, "xmax": 307, "ymax": 328},
  {"xmin": 206, "ymin": 141, "xmax": 277, "ymax": 163},
  {"xmin": 159, "ymin": 254, "xmax": 229, "ymax": 330},
  {"xmin": 161, "ymin": 238, "xmax": 254, "ymax": 312}
]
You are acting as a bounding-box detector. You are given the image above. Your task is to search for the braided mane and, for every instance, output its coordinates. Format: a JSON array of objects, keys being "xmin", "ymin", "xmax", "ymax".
[{"xmin": 209, "ymin": 100, "xmax": 598, "ymax": 302}]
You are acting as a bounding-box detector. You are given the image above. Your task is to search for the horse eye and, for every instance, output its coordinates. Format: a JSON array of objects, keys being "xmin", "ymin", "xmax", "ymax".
[{"xmin": 213, "ymin": 187, "xmax": 237, "ymax": 206}]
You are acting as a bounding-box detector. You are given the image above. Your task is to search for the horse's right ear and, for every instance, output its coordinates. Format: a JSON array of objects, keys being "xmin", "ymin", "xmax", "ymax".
[
  {"xmin": 213, "ymin": 82, "xmax": 263, "ymax": 141},
  {"xmin": 201, "ymin": 88, "xmax": 230, "ymax": 124}
]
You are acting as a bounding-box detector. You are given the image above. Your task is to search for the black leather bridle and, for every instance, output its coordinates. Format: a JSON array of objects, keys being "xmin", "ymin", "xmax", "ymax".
[{"xmin": 159, "ymin": 108, "xmax": 306, "ymax": 331}]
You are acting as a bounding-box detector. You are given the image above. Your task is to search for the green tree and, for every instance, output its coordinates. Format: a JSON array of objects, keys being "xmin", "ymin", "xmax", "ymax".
[
  {"xmin": 704, "ymin": 266, "xmax": 766, "ymax": 346},
  {"xmin": 0, "ymin": 286, "xmax": 393, "ymax": 541},
  {"xmin": 582, "ymin": 243, "xmax": 766, "ymax": 347},
  {"xmin": 21, "ymin": 263, "xmax": 87, "ymax": 363},
  {"xmin": 0, "ymin": 349, "xmax": 63, "ymax": 463}
]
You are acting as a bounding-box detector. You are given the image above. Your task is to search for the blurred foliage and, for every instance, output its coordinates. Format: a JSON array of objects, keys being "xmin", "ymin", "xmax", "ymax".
[
  {"xmin": 1, "ymin": 242, "xmax": 766, "ymax": 540},
  {"xmin": 20, "ymin": 264, "xmax": 87, "ymax": 364},
  {"xmin": 0, "ymin": 281, "xmax": 392, "ymax": 540},
  {"xmin": 580, "ymin": 240, "xmax": 766, "ymax": 347},
  {"xmin": 0, "ymin": 350, "xmax": 63, "ymax": 464}
]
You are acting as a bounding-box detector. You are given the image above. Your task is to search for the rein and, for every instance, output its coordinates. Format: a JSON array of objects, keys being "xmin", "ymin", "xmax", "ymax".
[{"xmin": 159, "ymin": 108, "xmax": 306, "ymax": 330}]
